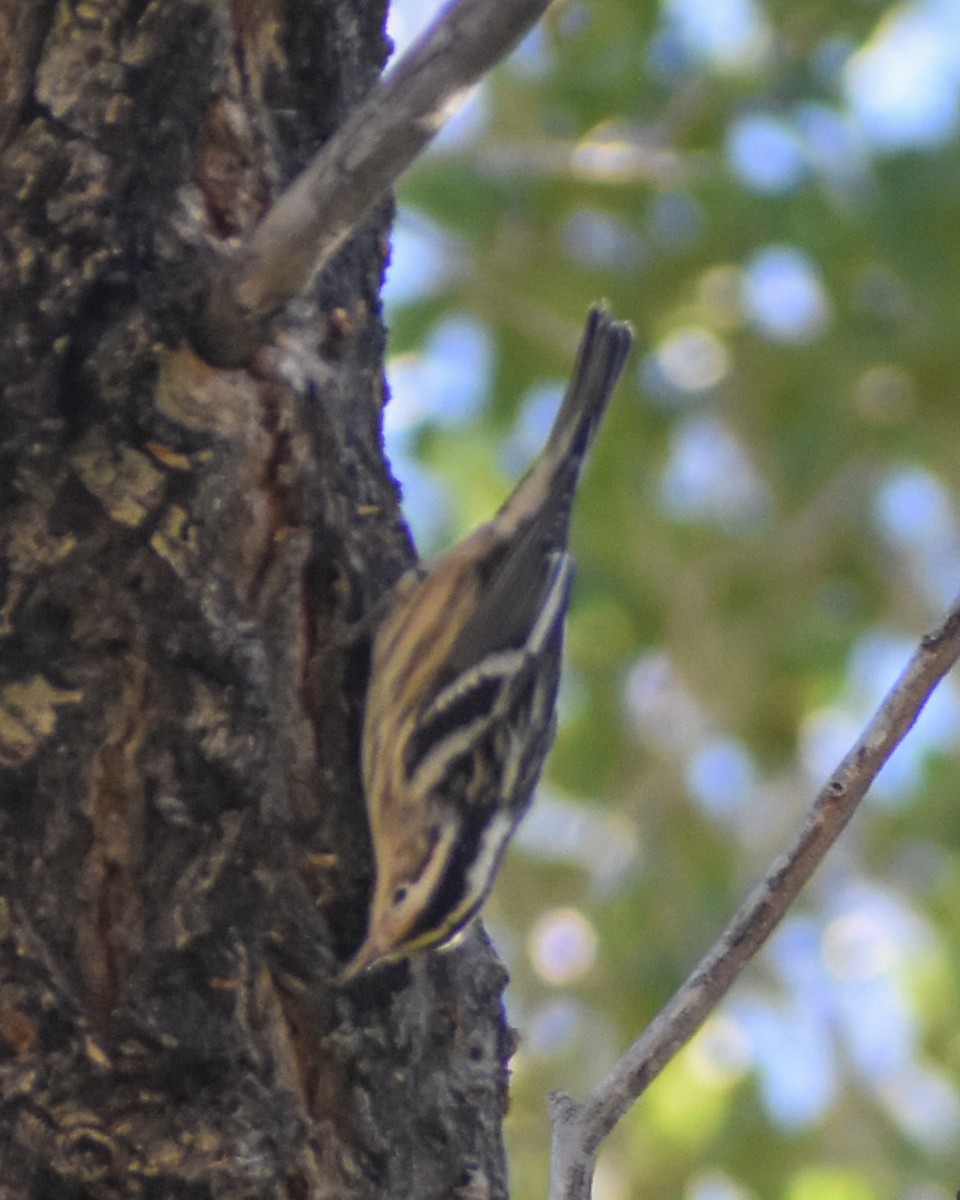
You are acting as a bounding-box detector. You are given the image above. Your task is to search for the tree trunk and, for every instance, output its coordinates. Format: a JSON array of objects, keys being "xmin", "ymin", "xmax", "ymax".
[{"xmin": 0, "ymin": 2, "xmax": 512, "ymax": 1196}]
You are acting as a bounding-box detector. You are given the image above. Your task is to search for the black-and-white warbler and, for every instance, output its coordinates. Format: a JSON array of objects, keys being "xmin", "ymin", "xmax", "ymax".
[{"xmin": 341, "ymin": 305, "xmax": 632, "ymax": 980}]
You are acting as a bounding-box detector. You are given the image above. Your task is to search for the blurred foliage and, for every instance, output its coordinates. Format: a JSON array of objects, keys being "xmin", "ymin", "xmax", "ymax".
[{"xmin": 383, "ymin": 0, "xmax": 960, "ymax": 1196}]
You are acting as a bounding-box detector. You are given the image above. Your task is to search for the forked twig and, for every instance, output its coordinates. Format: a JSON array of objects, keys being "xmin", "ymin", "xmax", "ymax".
[{"xmin": 196, "ymin": 0, "xmax": 552, "ymax": 366}]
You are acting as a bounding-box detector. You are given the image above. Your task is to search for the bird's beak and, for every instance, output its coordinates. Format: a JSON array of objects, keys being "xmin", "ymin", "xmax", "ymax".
[{"xmin": 337, "ymin": 931, "xmax": 389, "ymax": 984}]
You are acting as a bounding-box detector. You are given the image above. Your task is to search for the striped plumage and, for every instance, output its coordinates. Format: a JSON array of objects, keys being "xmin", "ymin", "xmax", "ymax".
[{"xmin": 341, "ymin": 305, "xmax": 632, "ymax": 980}]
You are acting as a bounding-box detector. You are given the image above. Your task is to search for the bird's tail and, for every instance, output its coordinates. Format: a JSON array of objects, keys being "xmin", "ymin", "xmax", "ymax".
[
  {"xmin": 496, "ymin": 304, "xmax": 633, "ymax": 539},
  {"xmin": 545, "ymin": 304, "xmax": 633, "ymax": 471}
]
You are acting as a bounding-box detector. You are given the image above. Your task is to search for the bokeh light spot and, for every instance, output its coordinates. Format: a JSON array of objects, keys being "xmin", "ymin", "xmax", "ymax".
[
  {"xmin": 564, "ymin": 209, "xmax": 645, "ymax": 271},
  {"xmin": 845, "ymin": 4, "xmax": 960, "ymax": 149},
  {"xmin": 648, "ymin": 326, "xmax": 730, "ymax": 397},
  {"xmin": 690, "ymin": 1015, "xmax": 753, "ymax": 1085},
  {"xmin": 622, "ymin": 651, "xmax": 706, "ymax": 749},
  {"xmin": 822, "ymin": 912, "xmax": 894, "ymax": 982},
  {"xmin": 742, "ymin": 246, "xmax": 831, "ymax": 343},
  {"xmin": 665, "ymin": 0, "xmax": 773, "ymax": 73},
  {"xmin": 528, "ymin": 908, "xmax": 598, "ymax": 985},
  {"xmin": 687, "ymin": 736, "xmax": 756, "ymax": 820},
  {"xmin": 686, "ymin": 1171, "xmax": 751, "ymax": 1200},
  {"xmin": 659, "ymin": 416, "xmax": 772, "ymax": 527},
  {"xmin": 727, "ymin": 113, "xmax": 806, "ymax": 193}
]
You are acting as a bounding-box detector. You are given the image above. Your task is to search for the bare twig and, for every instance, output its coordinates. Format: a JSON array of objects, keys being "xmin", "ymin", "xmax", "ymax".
[
  {"xmin": 195, "ymin": 0, "xmax": 552, "ymax": 366},
  {"xmin": 548, "ymin": 599, "xmax": 960, "ymax": 1200}
]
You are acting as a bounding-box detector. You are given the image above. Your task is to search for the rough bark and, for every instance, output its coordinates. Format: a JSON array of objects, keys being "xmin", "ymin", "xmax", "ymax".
[{"xmin": 0, "ymin": 2, "xmax": 512, "ymax": 1196}]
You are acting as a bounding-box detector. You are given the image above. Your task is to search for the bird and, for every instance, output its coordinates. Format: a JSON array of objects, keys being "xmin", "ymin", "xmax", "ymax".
[{"xmin": 341, "ymin": 305, "xmax": 633, "ymax": 981}]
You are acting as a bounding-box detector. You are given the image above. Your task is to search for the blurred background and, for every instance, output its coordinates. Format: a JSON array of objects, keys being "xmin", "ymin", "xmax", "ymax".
[{"xmin": 381, "ymin": 1, "xmax": 960, "ymax": 1196}]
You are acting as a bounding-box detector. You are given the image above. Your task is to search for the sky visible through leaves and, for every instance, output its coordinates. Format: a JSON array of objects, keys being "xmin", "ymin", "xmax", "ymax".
[{"xmin": 380, "ymin": 1, "xmax": 960, "ymax": 1196}]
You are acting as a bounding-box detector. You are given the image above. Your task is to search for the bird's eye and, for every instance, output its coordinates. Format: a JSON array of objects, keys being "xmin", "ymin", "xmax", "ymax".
[{"xmin": 392, "ymin": 885, "xmax": 408, "ymax": 905}]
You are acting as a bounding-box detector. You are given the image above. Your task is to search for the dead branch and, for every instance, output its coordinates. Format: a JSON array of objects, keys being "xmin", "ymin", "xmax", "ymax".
[{"xmin": 548, "ymin": 599, "xmax": 960, "ymax": 1200}]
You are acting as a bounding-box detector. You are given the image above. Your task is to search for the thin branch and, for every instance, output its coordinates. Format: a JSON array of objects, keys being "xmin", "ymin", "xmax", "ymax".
[
  {"xmin": 548, "ymin": 598, "xmax": 960, "ymax": 1200},
  {"xmin": 195, "ymin": 0, "xmax": 552, "ymax": 367}
]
